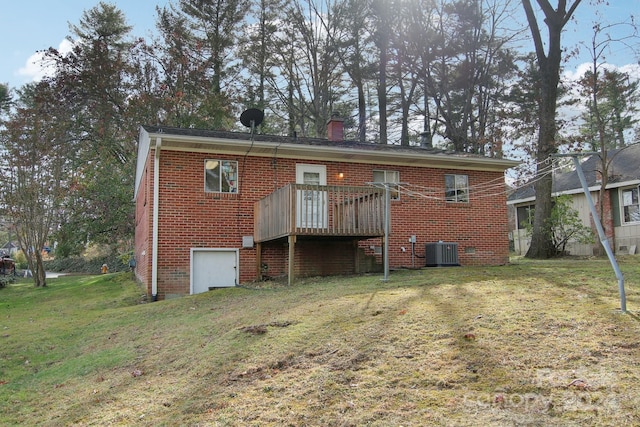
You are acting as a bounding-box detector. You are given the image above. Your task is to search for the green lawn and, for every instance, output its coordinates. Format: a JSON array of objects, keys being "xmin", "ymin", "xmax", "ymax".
[{"xmin": 1, "ymin": 257, "xmax": 639, "ymax": 426}]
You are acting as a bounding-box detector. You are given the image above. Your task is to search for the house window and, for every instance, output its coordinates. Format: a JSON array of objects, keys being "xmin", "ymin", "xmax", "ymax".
[
  {"xmin": 445, "ymin": 174, "xmax": 469, "ymax": 202},
  {"xmin": 373, "ymin": 170, "xmax": 400, "ymax": 200},
  {"xmin": 516, "ymin": 204, "xmax": 535, "ymax": 229},
  {"xmin": 205, "ymin": 160, "xmax": 238, "ymax": 193},
  {"xmin": 622, "ymin": 186, "xmax": 640, "ymax": 223}
]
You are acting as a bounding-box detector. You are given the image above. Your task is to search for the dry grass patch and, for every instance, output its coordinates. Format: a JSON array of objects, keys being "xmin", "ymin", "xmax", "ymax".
[{"xmin": 1, "ymin": 257, "xmax": 639, "ymax": 426}]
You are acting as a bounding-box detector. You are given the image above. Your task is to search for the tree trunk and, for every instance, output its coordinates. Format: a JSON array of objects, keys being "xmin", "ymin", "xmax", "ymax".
[
  {"xmin": 527, "ymin": 66, "xmax": 560, "ymax": 258},
  {"xmin": 526, "ymin": 156, "xmax": 556, "ymax": 258},
  {"xmin": 24, "ymin": 250, "xmax": 47, "ymax": 287},
  {"xmin": 357, "ymin": 82, "xmax": 366, "ymax": 142},
  {"xmin": 35, "ymin": 252, "xmax": 47, "ymax": 288},
  {"xmin": 372, "ymin": 0, "xmax": 389, "ymax": 145},
  {"xmin": 377, "ymin": 39, "xmax": 388, "ymax": 144},
  {"xmin": 523, "ymin": 0, "xmax": 583, "ymax": 259}
]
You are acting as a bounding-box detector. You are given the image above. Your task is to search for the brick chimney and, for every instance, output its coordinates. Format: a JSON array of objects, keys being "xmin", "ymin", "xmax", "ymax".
[{"xmin": 327, "ymin": 114, "xmax": 344, "ymax": 142}]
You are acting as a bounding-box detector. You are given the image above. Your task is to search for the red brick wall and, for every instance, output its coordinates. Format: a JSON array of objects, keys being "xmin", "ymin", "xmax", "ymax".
[
  {"xmin": 136, "ymin": 149, "xmax": 510, "ymax": 298},
  {"xmin": 260, "ymin": 240, "xmax": 360, "ymax": 279},
  {"xmin": 591, "ymin": 189, "xmax": 615, "ymax": 255},
  {"xmin": 602, "ymin": 190, "xmax": 614, "ymax": 242},
  {"xmin": 295, "ymin": 241, "xmax": 357, "ymax": 276}
]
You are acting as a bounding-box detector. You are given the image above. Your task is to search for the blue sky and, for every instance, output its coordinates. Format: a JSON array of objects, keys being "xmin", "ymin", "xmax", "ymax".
[
  {"xmin": 1, "ymin": 0, "xmax": 638, "ymax": 91},
  {"xmin": 1, "ymin": 0, "xmax": 167, "ymax": 89}
]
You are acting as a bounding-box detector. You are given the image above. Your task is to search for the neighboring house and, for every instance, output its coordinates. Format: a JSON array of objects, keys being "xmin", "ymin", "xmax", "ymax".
[
  {"xmin": 134, "ymin": 118, "xmax": 518, "ymax": 300},
  {"xmin": 508, "ymin": 144, "xmax": 640, "ymax": 256},
  {"xmin": 1, "ymin": 241, "xmax": 17, "ymax": 257}
]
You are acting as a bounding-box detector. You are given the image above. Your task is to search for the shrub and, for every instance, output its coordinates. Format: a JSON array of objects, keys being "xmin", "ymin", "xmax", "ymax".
[
  {"xmin": 523, "ymin": 194, "xmax": 595, "ymax": 256},
  {"xmin": 0, "ymin": 274, "xmax": 15, "ymax": 288},
  {"xmin": 13, "ymin": 250, "xmax": 28, "ymax": 270}
]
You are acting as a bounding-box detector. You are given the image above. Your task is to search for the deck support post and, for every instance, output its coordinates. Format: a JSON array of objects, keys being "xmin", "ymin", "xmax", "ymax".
[
  {"xmin": 288, "ymin": 235, "xmax": 296, "ymax": 286},
  {"xmin": 353, "ymin": 240, "xmax": 360, "ymax": 274},
  {"xmin": 256, "ymin": 242, "xmax": 262, "ymax": 280}
]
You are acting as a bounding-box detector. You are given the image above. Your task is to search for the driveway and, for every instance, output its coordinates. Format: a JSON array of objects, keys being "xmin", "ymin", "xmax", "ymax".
[{"xmin": 46, "ymin": 272, "xmax": 66, "ymax": 278}]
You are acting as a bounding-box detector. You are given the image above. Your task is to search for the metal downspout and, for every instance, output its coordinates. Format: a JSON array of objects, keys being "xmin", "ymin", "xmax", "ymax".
[{"xmin": 152, "ymin": 137, "xmax": 161, "ymax": 301}]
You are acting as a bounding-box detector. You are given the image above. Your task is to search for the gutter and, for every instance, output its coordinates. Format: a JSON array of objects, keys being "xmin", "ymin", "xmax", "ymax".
[
  {"xmin": 151, "ymin": 137, "xmax": 161, "ymax": 301},
  {"xmin": 141, "ymin": 129, "xmax": 520, "ymax": 173}
]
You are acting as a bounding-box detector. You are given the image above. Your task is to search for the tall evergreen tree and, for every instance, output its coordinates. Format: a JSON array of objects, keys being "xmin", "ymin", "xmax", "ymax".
[
  {"xmin": 578, "ymin": 68, "xmax": 638, "ymax": 150},
  {"xmin": 370, "ymin": 0, "xmax": 392, "ymax": 144},
  {"xmin": 0, "ymin": 83, "xmax": 11, "ymax": 115},
  {"xmin": 174, "ymin": 0, "xmax": 249, "ymax": 129},
  {"xmin": 236, "ymin": 0, "xmax": 288, "ymax": 133},
  {"xmin": 330, "ymin": 0, "xmax": 375, "ymax": 142},
  {"xmin": 42, "ymin": 2, "xmax": 137, "ymax": 254}
]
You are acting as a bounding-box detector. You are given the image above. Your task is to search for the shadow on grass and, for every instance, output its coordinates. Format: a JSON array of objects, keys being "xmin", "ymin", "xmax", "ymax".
[{"xmin": 4, "ymin": 259, "xmax": 639, "ymax": 425}]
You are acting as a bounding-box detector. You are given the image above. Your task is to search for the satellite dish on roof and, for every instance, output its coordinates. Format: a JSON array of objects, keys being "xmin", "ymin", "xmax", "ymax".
[{"xmin": 240, "ymin": 108, "xmax": 264, "ymax": 128}]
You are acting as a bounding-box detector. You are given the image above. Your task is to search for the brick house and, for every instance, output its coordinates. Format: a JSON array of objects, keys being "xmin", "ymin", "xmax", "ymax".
[
  {"xmin": 134, "ymin": 119, "xmax": 517, "ymax": 299},
  {"xmin": 508, "ymin": 144, "xmax": 640, "ymax": 256}
]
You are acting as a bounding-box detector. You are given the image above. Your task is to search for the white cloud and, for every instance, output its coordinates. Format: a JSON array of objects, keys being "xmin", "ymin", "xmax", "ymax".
[
  {"xmin": 619, "ymin": 63, "xmax": 640, "ymax": 80},
  {"xmin": 17, "ymin": 38, "xmax": 74, "ymax": 83},
  {"xmin": 562, "ymin": 62, "xmax": 594, "ymax": 83},
  {"xmin": 563, "ymin": 61, "xmax": 640, "ymax": 83}
]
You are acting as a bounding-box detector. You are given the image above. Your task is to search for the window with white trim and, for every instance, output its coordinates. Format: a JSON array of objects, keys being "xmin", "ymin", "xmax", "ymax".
[
  {"xmin": 622, "ymin": 186, "xmax": 640, "ymax": 223},
  {"xmin": 516, "ymin": 204, "xmax": 535, "ymax": 229},
  {"xmin": 205, "ymin": 160, "xmax": 238, "ymax": 193},
  {"xmin": 445, "ymin": 174, "xmax": 469, "ymax": 203},
  {"xmin": 373, "ymin": 170, "xmax": 400, "ymax": 200}
]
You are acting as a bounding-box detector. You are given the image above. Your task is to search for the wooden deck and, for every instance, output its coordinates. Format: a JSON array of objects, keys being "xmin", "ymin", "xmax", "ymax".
[
  {"xmin": 254, "ymin": 183, "xmax": 387, "ymax": 284},
  {"xmin": 254, "ymin": 184, "xmax": 386, "ymax": 243}
]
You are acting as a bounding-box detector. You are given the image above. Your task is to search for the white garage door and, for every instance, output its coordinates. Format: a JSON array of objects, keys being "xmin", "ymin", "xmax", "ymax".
[{"xmin": 191, "ymin": 249, "xmax": 238, "ymax": 294}]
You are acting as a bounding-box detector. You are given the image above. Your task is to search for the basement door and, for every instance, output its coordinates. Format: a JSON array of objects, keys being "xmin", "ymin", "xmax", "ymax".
[
  {"xmin": 190, "ymin": 249, "xmax": 238, "ymax": 294},
  {"xmin": 295, "ymin": 164, "xmax": 328, "ymax": 229}
]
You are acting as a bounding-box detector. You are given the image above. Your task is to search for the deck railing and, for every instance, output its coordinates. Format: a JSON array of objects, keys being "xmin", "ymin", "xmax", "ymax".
[{"xmin": 254, "ymin": 184, "xmax": 386, "ymax": 242}]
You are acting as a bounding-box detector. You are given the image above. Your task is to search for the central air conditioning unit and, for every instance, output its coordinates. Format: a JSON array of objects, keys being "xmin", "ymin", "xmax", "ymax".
[{"xmin": 425, "ymin": 242, "xmax": 460, "ymax": 267}]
